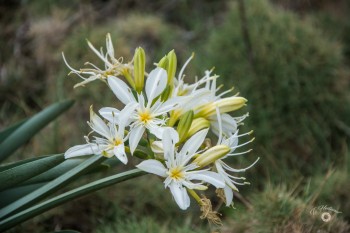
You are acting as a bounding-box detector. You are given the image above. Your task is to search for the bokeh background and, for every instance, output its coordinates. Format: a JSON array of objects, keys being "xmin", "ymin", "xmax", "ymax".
[{"xmin": 1, "ymin": 0, "xmax": 349, "ymax": 232}]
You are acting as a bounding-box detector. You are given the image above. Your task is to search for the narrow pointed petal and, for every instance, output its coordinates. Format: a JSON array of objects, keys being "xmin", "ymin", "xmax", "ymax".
[
  {"xmin": 136, "ymin": 159, "xmax": 167, "ymax": 177},
  {"xmin": 99, "ymin": 107, "xmax": 120, "ymax": 123},
  {"xmin": 224, "ymin": 185, "xmax": 234, "ymax": 206},
  {"xmin": 89, "ymin": 109, "xmax": 111, "ymax": 139},
  {"xmin": 106, "ymin": 33, "xmax": 115, "ymax": 58},
  {"xmin": 180, "ymin": 128, "xmax": 208, "ymax": 157},
  {"xmin": 129, "ymin": 125, "xmax": 145, "ymax": 154},
  {"xmin": 108, "ymin": 76, "xmax": 135, "ymax": 105},
  {"xmin": 118, "ymin": 103, "xmax": 137, "ymax": 132},
  {"xmin": 148, "ymin": 123, "xmax": 166, "ymax": 139},
  {"xmin": 153, "ymin": 97, "xmax": 181, "ymax": 115},
  {"xmin": 162, "ymin": 127, "xmax": 179, "ymax": 160},
  {"xmin": 113, "ymin": 144, "xmax": 128, "ymax": 164},
  {"xmin": 145, "ymin": 67, "xmax": 167, "ymax": 103},
  {"xmin": 182, "ymin": 180, "xmax": 207, "ymax": 190},
  {"xmin": 64, "ymin": 144, "xmax": 99, "ymax": 158},
  {"xmin": 169, "ymin": 183, "xmax": 190, "ymax": 210},
  {"xmin": 187, "ymin": 170, "xmax": 225, "ymax": 188}
]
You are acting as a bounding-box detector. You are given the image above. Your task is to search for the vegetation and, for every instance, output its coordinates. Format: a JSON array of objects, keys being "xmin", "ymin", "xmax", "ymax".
[{"xmin": 0, "ymin": 0, "xmax": 349, "ymax": 232}]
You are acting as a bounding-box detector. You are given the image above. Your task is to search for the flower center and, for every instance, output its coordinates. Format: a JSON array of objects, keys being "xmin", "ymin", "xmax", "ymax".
[
  {"xmin": 169, "ymin": 167, "xmax": 184, "ymax": 181},
  {"xmin": 114, "ymin": 138, "xmax": 123, "ymax": 146},
  {"xmin": 138, "ymin": 111, "xmax": 152, "ymax": 124}
]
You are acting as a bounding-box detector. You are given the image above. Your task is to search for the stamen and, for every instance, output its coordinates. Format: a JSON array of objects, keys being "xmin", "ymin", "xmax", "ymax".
[{"xmin": 178, "ymin": 52, "xmax": 194, "ymax": 82}]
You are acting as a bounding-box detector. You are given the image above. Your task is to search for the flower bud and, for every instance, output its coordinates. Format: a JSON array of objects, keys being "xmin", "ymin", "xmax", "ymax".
[
  {"xmin": 195, "ymin": 97, "xmax": 247, "ymax": 118},
  {"xmin": 193, "ymin": 145, "xmax": 230, "ymax": 168},
  {"xmin": 134, "ymin": 47, "xmax": 145, "ymax": 93},
  {"xmin": 157, "ymin": 55, "xmax": 168, "ymax": 69},
  {"xmin": 187, "ymin": 118, "xmax": 210, "ymax": 138},
  {"xmin": 177, "ymin": 110, "xmax": 194, "ymax": 143},
  {"xmin": 166, "ymin": 50, "xmax": 177, "ymax": 85}
]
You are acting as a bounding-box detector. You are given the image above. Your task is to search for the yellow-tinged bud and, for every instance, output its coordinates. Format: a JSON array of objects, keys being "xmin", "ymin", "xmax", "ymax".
[
  {"xmin": 177, "ymin": 110, "xmax": 194, "ymax": 143},
  {"xmin": 195, "ymin": 97, "xmax": 247, "ymax": 118},
  {"xmin": 168, "ymin": 109, "xmax": 183, "ymax": 126},
  {"xmin": 193, "ymin": 145, "xmax": 230, "ymax": 168},
  {"xmin": 122, "ymin": 68, "xmax": 135, "ymax": 89},
  {"xmin": 166, "ymin": 50, "xmax": 177, "ymax": 85},
  {"xmin": 216, "ymin": 96, "xmax": 247, "ymax": 114},
  {"xmin": 187, "ymin": 118, "xmax": 210, "ymax": 138},
  {"xmin": 157, "ymin": 55, "xmax": 168, "ymax": 69},
  {"xmin": 134, "ymin": 47, "xmax": 145, "ymax": 93}
]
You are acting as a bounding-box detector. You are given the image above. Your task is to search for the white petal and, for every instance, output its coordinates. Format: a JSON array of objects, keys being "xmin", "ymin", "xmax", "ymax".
[
  {"xmin": 169, "ymin": 183, "xmax": 190, "ymax": 210},
  {"xmin": 106, "ymin": 33, "xmax": 115, "ymax": 58},
  {"xmin": 187, "ymin": 170, "xmax": 225, "ymax": 188},
  {"xmin": 113, "ymin": 144, "xmax": 128, "ymax": 164},
  {"xmin": 64, "ymin": 144, "xmax": 99, "ymax": 158},
  {"xmin": 88, "ymin": 110, "xmax": 111, "ymax": 139},
  {"xmin": 108, "ymin": 76, "xmax": 135, "ymax": 105},
  {"xmin": 210, "ymin": 113, "xmax": 238, "ymax": 137},
  {"xmin": 147, "ymin": 123, "xmax": 165, "ymax": 139},
  {"xmin": 136, "ymin": 159, "xmax": 167, "ymax": 177},
  {"xmin": 180, "ymin": 128, "xmax": 208, "ymax": 158},
  {"xmin": 129, "ymin": 125, "xmax": 145, "ymax": 154},
  {"xmin": 99, "ymin": 107, "xmax": 120, "ymax": 123},
  {"xmin": 152, "ymin": 97, "xmax": 181, "ymax": 116},
  {"xmin": 145, "ymin": 67, "xmax": 167, "ymax": 104},
  {"xmin": 182, "ymin": 180, "xmax": 207, "ymax": 190},
  {"xmin": 162, "ymin": 128, "xmax": 179, "ymax": 161},
  {"xmin": 118, "ymin": 103, "xmax": 137, "ymax": 132},
  {"xmin": 224, "ymin": 185, "xmax": 234, "ymax": 206}
]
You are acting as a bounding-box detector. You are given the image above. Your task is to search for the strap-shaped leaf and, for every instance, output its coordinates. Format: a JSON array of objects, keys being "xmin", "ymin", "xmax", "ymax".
[
  {"xmin": 22, "ymin": 157, "xmax": 111, "ymax": 185},
  {"xmin": 0, "ymin": 118, "xmax": 27, "ymax": 144},
  {"xmin": 0, "ymin": 155, "xmax": 104, "ymax": 219},
  {"xmin": 0, "ymin": 100, "xmax": 74, "ymax": 163},
  {"xmin": 0, "ymin": 183, "xmax": 46, "ymax": 208},
  {"xmin": 0, "ymin": 157, "xmax": 117, "ymax": 208},
  {"xmin": 0, "ymin": 169, "xmax": 145, "ymax": 231},
  {"xmin": 0, "ymin": 154, "xmax": 51, "ymax": 172},
  {"xmin": 0, "ymin": 154, "xmax": 64, "ymax": 192}
]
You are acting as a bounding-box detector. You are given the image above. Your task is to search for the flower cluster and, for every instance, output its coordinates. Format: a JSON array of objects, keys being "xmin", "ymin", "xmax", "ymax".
[{"xmin": 64, "ymin": 34, "xmax": 258, "ymax": 222}]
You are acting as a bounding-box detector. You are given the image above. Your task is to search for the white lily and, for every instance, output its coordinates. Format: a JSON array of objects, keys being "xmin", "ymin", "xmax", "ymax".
[
  {"xmin": 107, "ymin": 67, "xmax": 181, "ymax": 154},
  {"xmin": 136, "ymin": 128, "xmax": 225, "ymax": 210},
  {"xmin": 213, "ymin": 110, "xmax": 259, "ymax": 206},
  {"xmin": 62, "ymin": 33, "xmax": 133, "ymax": 88},
  {"xmin": 64, "ymin": 104, "xmax": 135, "ymax": 164}
]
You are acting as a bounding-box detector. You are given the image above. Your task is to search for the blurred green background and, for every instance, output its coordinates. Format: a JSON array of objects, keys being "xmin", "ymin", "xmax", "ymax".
[{"xmin": 1, "ymin": 0, "xmax": 349, "ymax": 232}]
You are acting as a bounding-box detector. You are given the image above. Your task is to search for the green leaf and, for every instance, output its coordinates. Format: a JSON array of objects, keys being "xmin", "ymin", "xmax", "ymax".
[
  {"xmin": 0, "ymin": 154, "xmax": 64, "ymax": 192},
  {"xmin": 0, "ymin": 100, "xmax": 74, "ymax": 163},
  {"xmin": 0, "ymin": 118, "xmax": 27, "ymax": 144},
  {"xmin": 0, "ymin": 155, "xmax": 105, "ymax": 219},
  {"xmin": 22, "ymin": 157, "xmax": 112, "ymax": 185},
  {"xmin": 0, "ymin": 169, "xmax": 145, "ymax": 231},
  {"xmin": 0, "ymin": 154, "xmax": 52, "ymax": 172},
  {"xmin": 0, "ymin": 183, "xmax": 46, "ymax": 208}
]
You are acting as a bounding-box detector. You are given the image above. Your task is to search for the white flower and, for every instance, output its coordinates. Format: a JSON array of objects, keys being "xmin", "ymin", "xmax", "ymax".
[
  {"xmin": 64, "ymin": 104, "xmax": 135, "ymax": 164},
  {"xmin": 106, "ymin": 67, "xmax": 181, "ymax": 154},
  {"xmin": 136, "ymin": 128, "xmax": 225, "ymax": 210},
  {"xmin": 213, "ymin": 118, "xmax": 259, "ymax": 206},
  {"xmin": 62, "ymin": 33, "xmax": 133, "ymax": 88}
]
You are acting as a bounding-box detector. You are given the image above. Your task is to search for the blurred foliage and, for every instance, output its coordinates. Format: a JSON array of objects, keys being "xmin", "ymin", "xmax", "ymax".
[
  {"xmin": 201, "ymin": 0, "xmax": 350, "ymax": 180},
  {"xmin": 1, "ymin": 0, "xmax": 350, "ymax": 232}
]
